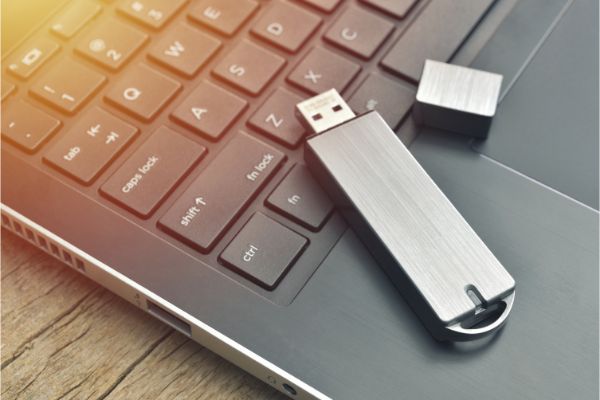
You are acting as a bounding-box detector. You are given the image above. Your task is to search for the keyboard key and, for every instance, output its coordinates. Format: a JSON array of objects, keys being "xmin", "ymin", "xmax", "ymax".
[
  {"xmin": 266, "ymin": 165, "xmax": 333, "ymax": 230},
  {"xmin": 248, "ymin": 88, "xmax": 305, "ymax": 148},
  {"xmin": 287, "ymin": 47, "xmax": 360, "ymax": 94},
  {"xmin": 360, "ymin": 0, "xmax": 417, "ymax": 19},
  {"xmin": 76, "ymin": 18, "xmax": 148, "ymax": 70},
  {"xmin": 381, "ymin": 0, "xmax": 494, "ymax": 82},
  {"xmin": 348, "ymin": 73, "xmax": 415, "ymax": 129},
  {"xmin": 159, "ymin": 133, "xmax": 285, "ymax": 252},
  {"xmin": 251, "ymin": 1, "xmax": 321, "ymax": 53},
  {"xmin": 50, "ymin": 1, "xmax": 101, "ymax": 39},
  {"xmin": 43, "ymin": 107, "xmax": 137, "ymax": 184},
  {"xmin": 148, "ymin": 22, "xmax": 221, "ymax": 78},
  {"xmin": 101, "ymin": 126, "xmax": 205, "ymax": 217},
  {"xmin": 324, "ymin": 7, "xmax": 393, "ymax": 59},
  {"xmin": 220, "ymin": 212, "xmax": 307, "ymax": 289},
  {"xmin": 213, "ymin": 40, "xmax": 285, "ymax": 96},
  {"xmin": 2, "ymin": 80, "xmax": 16, "ymax": 101},
  {"xmin": 105, "ymin": 64, "xmax": 181, "ymax": 121},
  {"xmin": 297, "ymin": 0, "xmax": 340, "ymax": 13},
  {"xmin": 118, "ymin": 0, "xmax": 187, "ymax": 29},
  {"xmin": 189, "ymin": 0, "xmax": 258, "ymax": 37},
  {"xmin": 171, "ymin": 81, "xmax": 247, "ymax": 140},
  {"xmin": 1, "ymin": 100, "xmax": 61, "ymax": 152},
  {"xmin": 6, "ymin": 37, "xmax": 59, "ymax": 79},
  {"xmin": 30, "ymin": 59, "xmax": 106, "ymax": 114}
]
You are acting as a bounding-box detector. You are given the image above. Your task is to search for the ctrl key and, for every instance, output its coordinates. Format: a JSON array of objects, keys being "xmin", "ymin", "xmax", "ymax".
[{"xmin": 220, "ymin": 213, "xmax": 307, "ymax": 290}]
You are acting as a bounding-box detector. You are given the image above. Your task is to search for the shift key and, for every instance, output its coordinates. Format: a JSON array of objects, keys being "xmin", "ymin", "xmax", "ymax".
[
  {"xmin": 101, "ymin": 126, "xmax": 205, "ymax": 218},
  {"xmin": 159, "ymin": 132, "xmax": 285, "ymax": 252}
]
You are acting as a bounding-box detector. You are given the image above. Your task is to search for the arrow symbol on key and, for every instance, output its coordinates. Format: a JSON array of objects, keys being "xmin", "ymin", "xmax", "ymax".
[
  {"xmin": 87, "ymin": 124, "xmax": 101, "ymax": 137},
  {"xmin": 195, "ymin": 197, "xmax": 206, "ymax": 206}
]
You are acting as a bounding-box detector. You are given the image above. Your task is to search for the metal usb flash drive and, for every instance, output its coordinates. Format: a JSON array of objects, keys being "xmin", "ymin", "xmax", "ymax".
[{"xmin": 297, "ymin": 90, "xmax": 515, "ymax": 341}]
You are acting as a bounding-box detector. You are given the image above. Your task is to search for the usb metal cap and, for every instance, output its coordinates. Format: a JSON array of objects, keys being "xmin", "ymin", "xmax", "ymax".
[{"xmin": 297, "ymin": 89, "xmax": 515, "ymax": 341}]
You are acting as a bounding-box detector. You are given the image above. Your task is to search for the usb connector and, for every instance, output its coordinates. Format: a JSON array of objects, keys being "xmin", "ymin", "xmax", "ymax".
[{"xmin": 295, "ymin": 89, "xmax": 356, "ymax": 134}]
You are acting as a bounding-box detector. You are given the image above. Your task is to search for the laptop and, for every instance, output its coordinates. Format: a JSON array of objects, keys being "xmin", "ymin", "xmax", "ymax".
[{"xmin": 2, "ymin": 0, "xmax": 598, "ymax": 398}]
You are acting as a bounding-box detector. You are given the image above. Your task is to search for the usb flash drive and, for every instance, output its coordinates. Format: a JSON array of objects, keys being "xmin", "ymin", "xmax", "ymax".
[{"xmin": 296, "ymin": 89, "xmax": 515, "ymax": 341}]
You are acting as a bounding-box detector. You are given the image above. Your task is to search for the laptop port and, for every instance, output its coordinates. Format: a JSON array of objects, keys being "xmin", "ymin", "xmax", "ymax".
[
  {"xmin": 146, "ymin": 299, "xmax": 191, "ymax": 337},
  {"xmin": 282, "ymin": 383, "xmax": 297, "ymax": 396}
]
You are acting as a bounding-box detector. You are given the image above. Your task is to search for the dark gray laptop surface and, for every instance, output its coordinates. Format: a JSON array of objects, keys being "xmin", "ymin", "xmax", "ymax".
[{"xmin": 2, "ymin": 0, "xmax": 598, "ymax": 399}]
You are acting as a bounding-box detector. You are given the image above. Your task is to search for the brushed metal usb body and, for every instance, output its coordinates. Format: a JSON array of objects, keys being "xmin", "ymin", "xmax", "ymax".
[{"xmin": 297, "ymin": 90, "xmax": 515, "ymax": 341}]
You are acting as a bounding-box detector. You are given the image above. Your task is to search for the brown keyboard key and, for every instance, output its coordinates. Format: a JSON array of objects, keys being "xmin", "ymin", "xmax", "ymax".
[
  {"xmin": 104, "ymin": 64, "xmax": 181, "ymax": 121},
  {"xmin": 287, "ymin": 47, "xmax": 360, "ymax": 94},
  {"xmin": 50, "ymin": 1, "xmax": 101, "ymax": 39},
  {"xmin": 324, "ymin": 7, "xmax": 394, "ymax": 59},
  {"xmin": 30, "ymin": 59, "xmax": 106, "ymax": 114},
  {"xmin": 297, "ymin": 0, "xmax": 340, "ymax": 13},
  {"xmin": 381, "ymin": 0, "xmax": 494, "ymax": 82},
  {"xmin": 118, "ymin": 0, "xmax": 187, "ymax": 29},
  {"xmin": 189, "ymin": 0, "xmax": 258, "ymax": 37},
  {"xmin": 348, "ymin": 73, "xmax": 415, "ymax": 129},
  {"xmin": 76, "ymin": 18, "xmax": 148, "ymax": 70},
  {"xmin": 158, "ymin": 132, "xmax": 285, "ymax": 252},
  {"xmin": 251, "ymin": 1, "xmax": 321, "ymax": 53},
  {"xmin": 101, "ymin": 126, "xmax": 205, "ymax": 217},
  {"xmin": 360, "ymin": 0, "xmax": 418, "ymax": 19},
  {"xmin": 171, "ymin": 81, "xmax": 247, "ymax": 140},
  {"xmin": 220, "ymin": 212, "xmax": 307, "ymax": 289},
  {"xmin": 43, "ymin": 107, "xmax": 137, "ymax": 184},
  {"xmin": 2, "ymin": 80, "xmax": 16, "ymax": 101},
  {"xmin": 248, "ymin": 88, "xmax": 306, "ymax": 148},
  {"xmin": 266, "ymin": 165, "xmax": 333, "ymax": 230},
  {"xmin": 148, "ymin": 23, "xmax": 221, "ymax": 78},
  {"xmin": 213, "ymin": 40, "xmax": 285, "ymax": 96},
  {"xmin": 2, "ymin": 100, "xmax": 61, "ymax": 152},
  {"xmin": 6, "ymin": 37, "xmax": 59, "ymax": 80}
]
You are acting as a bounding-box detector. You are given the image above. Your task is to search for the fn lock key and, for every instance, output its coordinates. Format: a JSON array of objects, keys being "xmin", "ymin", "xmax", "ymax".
[{"xmin": 296, "ymin": 89, "xmax": 515, "ymax": 341}]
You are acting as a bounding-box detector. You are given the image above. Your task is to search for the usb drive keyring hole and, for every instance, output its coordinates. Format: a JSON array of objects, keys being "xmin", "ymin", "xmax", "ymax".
[{"xmin": 460, "ymin": 285, "xmax": 507, "ymax": 330}]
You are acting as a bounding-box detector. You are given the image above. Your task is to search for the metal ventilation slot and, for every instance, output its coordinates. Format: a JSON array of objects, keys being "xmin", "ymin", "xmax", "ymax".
[{"xmin": 2, "ymin": 211, "xmax": 86, "ymax": 274}]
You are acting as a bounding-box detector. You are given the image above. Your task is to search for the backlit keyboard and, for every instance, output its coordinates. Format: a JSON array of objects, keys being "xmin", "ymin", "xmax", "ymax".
[{"xmin": 1, "ymin": 0, "xmax": 494, "ymax": 295}]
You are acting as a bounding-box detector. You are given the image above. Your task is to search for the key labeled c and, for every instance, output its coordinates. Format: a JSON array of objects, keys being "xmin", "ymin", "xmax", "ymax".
[{"xmin": 341, "ymin": 28, "xmax": 358, "ymax": 41}]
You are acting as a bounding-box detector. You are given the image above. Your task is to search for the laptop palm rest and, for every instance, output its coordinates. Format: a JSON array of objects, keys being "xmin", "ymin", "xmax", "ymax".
[{"xmin": 471, "ymin": 0, "xmax": 599, "ymax": 209}]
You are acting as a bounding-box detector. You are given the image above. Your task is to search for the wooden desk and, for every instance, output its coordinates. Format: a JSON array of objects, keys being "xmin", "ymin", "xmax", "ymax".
[{"xmin": 1, "ymin": 231, "xmax": 287, "ymax": 399}]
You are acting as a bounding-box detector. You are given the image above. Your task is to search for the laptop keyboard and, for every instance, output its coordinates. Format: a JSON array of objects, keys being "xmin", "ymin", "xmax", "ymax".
[{"xmin": 1, "ymin": 0, "xmax": 494, "ymax": 297}]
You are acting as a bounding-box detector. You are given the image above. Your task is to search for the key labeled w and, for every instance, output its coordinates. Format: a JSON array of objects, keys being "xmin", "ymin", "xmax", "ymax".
[{"xmin": 165, "ymin": 41, "xmax": 185, "ymax": 57}]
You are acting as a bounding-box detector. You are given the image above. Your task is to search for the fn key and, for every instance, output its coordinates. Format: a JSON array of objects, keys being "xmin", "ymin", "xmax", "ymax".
[{"xmin": 220, "ymin": 213, "xmax": 307, "ymax": 290}]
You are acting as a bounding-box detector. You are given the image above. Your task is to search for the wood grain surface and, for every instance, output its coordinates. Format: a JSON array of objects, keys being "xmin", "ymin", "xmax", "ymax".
[{"xmin": 1, "ymin": 230, "xmax": 287, "ymax": 400}]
